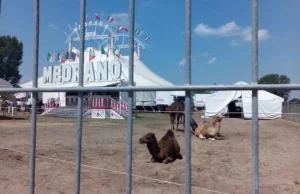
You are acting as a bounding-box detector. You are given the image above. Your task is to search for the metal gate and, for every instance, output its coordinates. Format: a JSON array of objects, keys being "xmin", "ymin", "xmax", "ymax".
[{"xmin": 1, "ymin": 0, "xmax": 300, "ymax": 194}]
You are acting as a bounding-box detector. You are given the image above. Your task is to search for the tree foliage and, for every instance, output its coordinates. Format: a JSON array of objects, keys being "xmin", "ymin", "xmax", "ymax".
[
  {"xmin": 258, "ymin": 73, "xmax": 291, "ymax": 101},
  {"xmin": 192, "ymin": 90, "xmax": 211, "ymax": 94},
  {"xmin": 0, "ymin": 35, "xmax": 23, "ymax": 85}
]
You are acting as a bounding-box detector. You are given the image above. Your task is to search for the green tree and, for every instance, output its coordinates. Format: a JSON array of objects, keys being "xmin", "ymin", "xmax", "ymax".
[
  {"xmin": 192, "ymin": 90, "xmax": 211, "ymax": 94},
  {"xmin": 258, "ymin": 73, "xmax": 291, "ymax": 101},
  {"xmin": 0, "ymin": 35, "xmax": 23, "ymax": 85}
]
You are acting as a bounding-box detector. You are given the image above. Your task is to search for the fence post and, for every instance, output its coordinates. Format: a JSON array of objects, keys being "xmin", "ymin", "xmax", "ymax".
[
  {"xmin": 251, "ymin": 0, "xmax": 259, "ymax": 193},
  {"xmin": 125, "ymin": 0, "xmax": 135, "ymax": 193},
  {"xmin": 29, "ymin": 0, "xmax": 40, "ymax": 193},
  {"xmin": 184, "ymin": 0, "xmax": 192, "ymax": 193},
  {"xmin": 74, "ymin": 0, "xmax": 86, "ymax": 193}
]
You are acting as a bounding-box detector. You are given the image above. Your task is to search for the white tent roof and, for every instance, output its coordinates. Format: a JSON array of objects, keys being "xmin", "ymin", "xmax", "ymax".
[
  {"xmin": 0, "ymin": 78, "xmax": 14, "ymax": 88},
  {"xmin": 204, "ymin": 81, "xmax": 284, "ymax": 119},
  {"xmin": 19, "ymin": 47, "xmax": 175, "ymax": 106},
  {"xmin": 0, "ymin": 78, "xmax": 17, "ymax": 103},
  {"xmin": 20, "ymin": 48, "xmax": 173, "ymax": 88}
]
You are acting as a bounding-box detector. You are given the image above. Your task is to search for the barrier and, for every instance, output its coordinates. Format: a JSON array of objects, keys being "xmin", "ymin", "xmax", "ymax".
[{"xmin": 1, "ymin": 0, "xmax": 300, "ymax": 194}]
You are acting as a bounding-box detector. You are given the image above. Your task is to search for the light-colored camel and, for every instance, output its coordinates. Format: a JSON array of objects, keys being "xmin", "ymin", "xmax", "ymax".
[
  {"xmin": 139, "ymin": 129, "xmax": 183, "ymax": 164},
  {"xmin": 192, "ymin": 115, "xmax": 224, "ymax": 140}
]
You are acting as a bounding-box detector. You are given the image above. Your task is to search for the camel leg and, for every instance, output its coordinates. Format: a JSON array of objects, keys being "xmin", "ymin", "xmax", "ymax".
[
  {"xmin": 176, "ymin": 154, "xmax": 183, "ymax": 160},
  {"xmin": 170, "ymin": 122, "xmax": 174, "ymax": 131},
  {"xmin": 216, "ymin": 132, "xmax": 224, "ymax": 138},
  {"xmin": 206, "ymin": 134, "xmax": 217, "ymax": 140},
  {"xmin": 162, "ymin": 157, "xmax": 174, "ymax": 164},
  {"xmin": 170, "ymin": 115, "xmax": 174, "ymax": 130},
  {"xmin": 151, "ymin": 157, "xmax": 156, "ymax": 163},
  {"xmin": 215, "ymin": 133, "xmax": 225, "ymax": 140},
  {"xmin": 182, "ymin": 114, "xmax": 185, "ymax": 130},
  {"xmin": 198, "ymin": 134, "xmax": 206, "ymax": 140},
  {"xmin": 176, "ymin": 115, "xmax": 180, "ymax": 131}
]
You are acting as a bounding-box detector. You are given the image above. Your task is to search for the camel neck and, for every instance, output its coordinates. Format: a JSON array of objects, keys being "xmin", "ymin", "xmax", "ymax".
[{"xmin": 147, "ymin": 140, "xmax": 160, "ymax": 157}]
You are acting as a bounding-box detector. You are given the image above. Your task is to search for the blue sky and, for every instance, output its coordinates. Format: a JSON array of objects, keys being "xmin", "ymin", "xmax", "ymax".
[{"xmin": 1, "ymin": 0, "xmax": 300, "ymax": 98}]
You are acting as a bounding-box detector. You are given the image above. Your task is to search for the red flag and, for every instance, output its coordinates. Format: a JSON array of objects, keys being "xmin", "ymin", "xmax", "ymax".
[
  {"xmin": 89, "ymin": 49, "xmax": 95, "ymax": 61},
  {"xmin": 95, "ymin": 13, "xmax": 100, "ymax": 20}
]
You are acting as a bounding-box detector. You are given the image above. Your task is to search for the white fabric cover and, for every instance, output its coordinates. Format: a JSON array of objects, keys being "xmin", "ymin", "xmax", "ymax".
[
  {"xmin": 204, "ymin": 90, "xmax": 241, "ymax": 117},
  {"xmin": 241, "ymin": 90, "xmax": 284, "ymax": 119},
  {"xmin": 204, "ymin": 81, "xmax": 284, "ymax": 119},
  {"xmin": 194, "ymin": 94, "xmax": 211, "ymax": 107}
]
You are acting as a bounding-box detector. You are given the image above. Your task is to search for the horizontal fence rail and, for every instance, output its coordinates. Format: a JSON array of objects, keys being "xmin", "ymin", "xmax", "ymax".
[
  {"xmin": 3, "ymin": 107, "xmax": 300, "ymax": 116},
  {"xmin": 1, "ymin": 84, "xmax": 300, "ymax": 93},
  {"xmin": 0, "ymin": 0, "xmax": 297, "ymax": 194}
]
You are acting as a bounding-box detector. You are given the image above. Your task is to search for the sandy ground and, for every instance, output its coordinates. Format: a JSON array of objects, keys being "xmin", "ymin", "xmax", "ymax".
[{"xmin": 0, "ymin": 112, "xmax": 299, "ymax": 194}]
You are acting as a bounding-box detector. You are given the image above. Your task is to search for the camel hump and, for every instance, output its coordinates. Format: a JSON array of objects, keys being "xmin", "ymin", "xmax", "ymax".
[{"xmin": 166, "ymin": 129, "xmax": 175, "ymax": 137}]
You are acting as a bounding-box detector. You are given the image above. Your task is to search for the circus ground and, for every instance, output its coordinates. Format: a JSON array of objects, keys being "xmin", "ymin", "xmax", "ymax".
[{"xmin": 0, "ymin": 112, "xmax": 299, "ymax": 194}]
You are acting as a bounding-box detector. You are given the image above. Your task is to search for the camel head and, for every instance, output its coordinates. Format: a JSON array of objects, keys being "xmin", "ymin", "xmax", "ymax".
[
  {"xmin": 191, "ymin": 118, "xmax": 198, "ymax": 131},
  {"xmin": 211, "ymin": 115, "xmax": 223, "ymax": 130},
  {"xmin": 211, "ymin": 115, "xmax": 223, "ymax": 122},
  {"xmin": 213, "ymin": 115, "xmax": 223, "ymax": 123},
  {"xmin": 139, "ymin": 132, "xmax": 161, "ymax": 158},
  {"xmin": 139, "ymin": 132, "xmax": 157, "ymax": 144}
]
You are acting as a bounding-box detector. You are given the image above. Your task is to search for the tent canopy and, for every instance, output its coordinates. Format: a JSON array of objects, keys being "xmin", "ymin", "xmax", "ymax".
[
  {"xmin": 19, "ymin": 48, "xmax": 175, "ymax": 106},
  {"xmin": 204, "ymin": 81, "xmax": 284, "ymax": 119},
  {"xmin": 0, "ymin": 78, "xmax": 17, "ymax": 104}
]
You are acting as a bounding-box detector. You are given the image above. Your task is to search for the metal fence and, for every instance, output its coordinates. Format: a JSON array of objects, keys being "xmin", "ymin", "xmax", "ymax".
[
  {"xmin": 282, "ymin": 103, "xmax": 300, "ymax": 123},
  {"xmin": 1, "ymin": 0, "xmax": 300, "ymax": 194}
]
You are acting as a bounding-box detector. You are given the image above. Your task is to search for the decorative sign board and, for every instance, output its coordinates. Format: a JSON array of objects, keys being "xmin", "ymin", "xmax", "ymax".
[{"xmin": 43, "ymin": 60, "xmax": 122, "ymax": 84}]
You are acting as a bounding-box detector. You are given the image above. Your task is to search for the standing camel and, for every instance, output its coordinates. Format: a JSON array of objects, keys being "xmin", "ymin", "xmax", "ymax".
[{"xmin": 169, "ymin": 101, "xmax": 198, "ymax": 131}]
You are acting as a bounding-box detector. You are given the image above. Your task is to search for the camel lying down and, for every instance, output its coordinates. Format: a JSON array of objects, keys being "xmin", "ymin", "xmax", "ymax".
[
  {"xmin": 192, "ymin": 115, "xmax": 225, "ymax": 141},
  {"xmin": 139, "ymin": 129, "xmax": 183, "ymax": 164}
]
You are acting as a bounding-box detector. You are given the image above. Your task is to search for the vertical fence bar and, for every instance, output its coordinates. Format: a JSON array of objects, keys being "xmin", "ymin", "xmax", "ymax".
[
  {"xmin": 184, "ymin": 0, "xmax": 192, "ymax": 193},
  {"xmin": 126, "ymin": 0, "xmax": 135, "ymax": 193},
  {"xmin": 75, "ymin": 0, "xmax": 86, "ymax": 193},
  {"xmin": 251, "ymin": 0, "xmax": 259, "ymax": 194},
  {"xmin": 29, "ymin": 0, "xmax": 39, "ymax": 193}
]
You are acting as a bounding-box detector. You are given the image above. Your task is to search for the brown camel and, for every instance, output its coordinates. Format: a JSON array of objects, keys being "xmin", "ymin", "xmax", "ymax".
[
  {"xmin": 169, "ymin": 101, "xmax": 198, "ymax": 131},
  {"xmin": 139, "ymin": 129, "xmax": 183, "ymax": 164},
  {"xmin": 192, "ymin": 115, "xmax": 224, "ymax": 140}
]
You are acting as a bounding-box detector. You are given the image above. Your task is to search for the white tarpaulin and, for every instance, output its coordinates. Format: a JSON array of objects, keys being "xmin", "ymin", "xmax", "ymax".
[
  {"xmin": 204, "ymin": 81, "xmax": 284, "ymax": 119},
  {"xmin": 194, "ymin": 94, "xmax": 211, "ymax": 107}
]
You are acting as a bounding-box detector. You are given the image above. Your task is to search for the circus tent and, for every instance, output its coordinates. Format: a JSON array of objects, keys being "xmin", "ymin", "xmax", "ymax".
[
  {"xmin": 19, "ymin": 47, "xmax": 177, "ymax": 107},
  {"xmin": 204, "ymin": 81, "xmax": 284, "ymax": 119}
]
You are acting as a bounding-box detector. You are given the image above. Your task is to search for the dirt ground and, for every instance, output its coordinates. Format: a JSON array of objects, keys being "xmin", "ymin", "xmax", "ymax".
[{"xmin": 0, "ymin": 112, "xmax": 299, "ymax": 194}]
